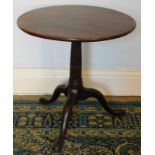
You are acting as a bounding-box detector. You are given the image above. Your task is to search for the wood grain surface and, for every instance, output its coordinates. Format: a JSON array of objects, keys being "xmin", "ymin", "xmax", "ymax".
[{"xmin": 17, "ymin": 5, "xmax": 136, "ymax": 42}]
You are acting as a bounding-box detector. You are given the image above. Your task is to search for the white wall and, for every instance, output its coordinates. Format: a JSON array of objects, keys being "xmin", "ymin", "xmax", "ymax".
[
  {"xmin": 13, "ymin": 0, "xmax": 141, "ymax": 95},
  {"xmin": 14, "ymin": 0, "xmax": 141, "ymax": 69}
]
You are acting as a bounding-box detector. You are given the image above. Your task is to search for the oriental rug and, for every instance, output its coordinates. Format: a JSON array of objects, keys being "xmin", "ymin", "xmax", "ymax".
[{"xmin": 13, "ymin": 100, "xmax": 141, "ymax": 155}]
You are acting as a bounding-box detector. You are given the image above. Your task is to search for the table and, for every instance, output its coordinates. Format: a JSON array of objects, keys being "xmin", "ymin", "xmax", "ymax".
[{"xmin": 17, "ymin": 5, "xmax": 136, "ymax": 152}]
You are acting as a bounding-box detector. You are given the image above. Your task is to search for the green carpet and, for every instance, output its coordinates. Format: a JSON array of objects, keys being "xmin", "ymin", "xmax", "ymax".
[{"xmin": 13, "ymin": 100, "xmax": 141, "ymax": 155}]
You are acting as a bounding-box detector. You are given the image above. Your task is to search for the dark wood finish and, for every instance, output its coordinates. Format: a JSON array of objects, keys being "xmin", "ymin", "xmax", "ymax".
[
  {"xmin": 52, "ymin": 89, "xmax": 78, "ymax": 152},
  {"xmin": 17, "ymin": 5, "xmax": 136, "ymax": 42},
  {"xmin": 39, "ymin": 84, "xmax": 68, "ymax": 104},
  {"xmin": 17, "ymin": 5, "xmax": 136, "ymax": 152},
  {"xmin": 40, "ymin": 42, "xmax": 126, "ymax": 151}
]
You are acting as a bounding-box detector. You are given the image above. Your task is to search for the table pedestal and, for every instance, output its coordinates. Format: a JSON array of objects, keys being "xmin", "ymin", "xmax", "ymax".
[{"xmin": 39, "ymin": 42, "xmax": 125, "ymax": 152}]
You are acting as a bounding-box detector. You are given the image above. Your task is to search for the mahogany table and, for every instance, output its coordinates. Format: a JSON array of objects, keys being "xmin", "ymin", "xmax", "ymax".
[{"xmin": 17, "ymin": 5, "xmax": 136, "ymax": 152}]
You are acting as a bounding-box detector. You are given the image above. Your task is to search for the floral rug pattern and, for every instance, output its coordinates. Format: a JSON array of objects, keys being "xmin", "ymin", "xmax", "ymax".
[{"xmin": 13, "ymin": 100, "xmax": 141, "ymax": 155}]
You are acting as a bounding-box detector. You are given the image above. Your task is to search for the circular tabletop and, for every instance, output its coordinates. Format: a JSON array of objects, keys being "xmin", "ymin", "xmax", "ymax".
[{"xmin": 17, "ymin": 5, "xmax": 136, "ymax": 42}]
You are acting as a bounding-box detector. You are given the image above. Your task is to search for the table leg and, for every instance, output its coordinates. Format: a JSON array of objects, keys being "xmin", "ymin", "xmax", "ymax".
[
  {"xmin": 39, "ymin": 84, "xmax": 68, "ymax": 104},
  {"xmin": 40, "ymin": 41, "xmax": 126, "ymax": 152},
  {"xmin": 81, "ymin": 88, "xmax": 126, "ymax": 116},
  {"xmin": 52, "ymin": 89, "xmax": 78, "ymax": 152}
]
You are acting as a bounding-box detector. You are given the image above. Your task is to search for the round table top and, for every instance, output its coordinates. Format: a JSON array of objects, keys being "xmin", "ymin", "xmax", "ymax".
[{"xmin": 17, "ymin": 5, "xmax": 136, "ymax": 42}]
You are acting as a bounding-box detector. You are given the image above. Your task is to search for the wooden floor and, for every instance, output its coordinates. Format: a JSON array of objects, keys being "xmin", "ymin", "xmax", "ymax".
[{"xmin": 14, "ymin": 95, "xmax": 141, "ymax": 102}]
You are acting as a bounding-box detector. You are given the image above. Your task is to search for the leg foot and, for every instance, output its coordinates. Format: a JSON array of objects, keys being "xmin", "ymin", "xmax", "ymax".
[
  {"xmin": 52, "ymin": 89, "xmax": 78, "ymax": 152},
  {"xmin": 39, "ymin": 84, "xmax": 68, "ymax": 104},
  {"xmin": 82, "ymin": 88, "xmax": 126, "ymax": 116}
]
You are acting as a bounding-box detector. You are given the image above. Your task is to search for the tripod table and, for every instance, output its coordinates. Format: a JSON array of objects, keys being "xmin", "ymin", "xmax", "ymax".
[{"xmin": 17, "ymin": 5, "xmax": 136, "ymax": 152}]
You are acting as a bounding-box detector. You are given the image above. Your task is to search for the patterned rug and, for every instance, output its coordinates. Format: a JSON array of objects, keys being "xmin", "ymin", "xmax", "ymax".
[{"xmin": 13, "ymin": 100, "xmax": 141, "ymax": 155}]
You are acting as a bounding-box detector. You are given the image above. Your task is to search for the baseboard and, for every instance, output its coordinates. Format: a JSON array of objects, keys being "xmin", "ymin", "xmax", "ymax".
[{"xmin": 13, "ymin": 68, "xmax": 141, "ymax": 96}]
